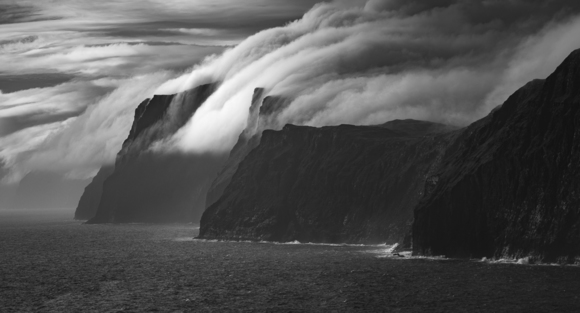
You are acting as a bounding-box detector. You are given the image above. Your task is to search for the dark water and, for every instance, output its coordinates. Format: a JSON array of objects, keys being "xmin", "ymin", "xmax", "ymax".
[{"xmin": 1, "ymin": 209, "xmax": 580, "ymax": 312}]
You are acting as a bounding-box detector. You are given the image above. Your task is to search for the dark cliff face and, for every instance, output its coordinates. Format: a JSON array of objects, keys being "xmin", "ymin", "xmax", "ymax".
[
  {"xmin": 413, "ymin": 50, "xmax": 580, "ymax": 262},
  {"xmin": 205, "ymin": 89, "xmax": 290, "ymax": 208},
  {"xmin": 200, "ymin": 121, "xmax": 456, "ymax": 244},
  {"xmin": 74, "ymin": 165, "xmax": 114, "ymax": 220},
  {"xmin": 90, "ymin": 153, "xmax": 225, "ymax": 223},
  {"xmin": 117, "ymin": 84, "xmax": 216, "ymax": 166},
  {"xmin": 88, "ymin": 83, "xmax": 223, "ymax": 223}
]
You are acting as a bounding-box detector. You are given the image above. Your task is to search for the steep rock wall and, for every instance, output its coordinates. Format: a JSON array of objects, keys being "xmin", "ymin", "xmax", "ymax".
[
  {"xmin": 200, "ymin": 121, "xmax": 456, "ymax": 244},
  {"xmin": 413, "ymin": 50, "xmax": 580, "ymax": 263},
  {"xmin": 88, "ymin": 83, "xmax": 222, "ymax": 223},
  {"xmin": 74, "ymin": 165, "xmax": 114, "ymax": 220}
]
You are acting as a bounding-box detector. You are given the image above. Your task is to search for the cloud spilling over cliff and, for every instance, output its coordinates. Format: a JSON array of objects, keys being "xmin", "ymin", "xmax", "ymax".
[
  {"xmin": 160, "ymin": 0, "xmax": 580, "ymax": 153},
  {"xmin": 2, "ymin": 0, "xmax": 580, "ymax": 185},
  {"xmin": 0, "ymin": 0, "xmax": 318, "ymax": 183}
]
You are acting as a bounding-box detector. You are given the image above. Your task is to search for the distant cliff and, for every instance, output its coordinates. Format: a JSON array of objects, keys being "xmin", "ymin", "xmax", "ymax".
[
  {"xmin": 74, "ymin": 166, "xmax": 114, "ymax": 220},
  {"xmin": 87, "ymin": 83, "xmax": 223, "ymax": 223},
  {"xmin": 413, "ymin": 50, "xmax": 580, "ymax": 262},
  {"xmin": 200, "ymin": 120, "xmax": 456, "ymax": 244}
]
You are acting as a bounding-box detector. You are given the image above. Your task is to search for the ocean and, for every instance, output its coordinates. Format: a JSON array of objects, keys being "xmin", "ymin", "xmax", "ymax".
[{"xmin": 1, "ymin": 208, "xmax": 580, "ymax": 312}]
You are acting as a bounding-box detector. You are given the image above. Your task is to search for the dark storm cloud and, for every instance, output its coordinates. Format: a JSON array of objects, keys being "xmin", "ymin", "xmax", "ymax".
[
  {"xmin": 0, "ymin": 35, "xmax": 37, "ymax": 47},
  {"xmin": 0, "ymin": 3, "xmax": 51, "ymax": 24},
  {"xmin": 0, "ymin": 111, "xmax": 80, "ymax": 137},
  {"xmin": 0, "ymin": 73, "xmax": 76, "ymax": 93},
  {"xmin": 368, "ymin": 0, "xmax": 580, "ymax": 20}
]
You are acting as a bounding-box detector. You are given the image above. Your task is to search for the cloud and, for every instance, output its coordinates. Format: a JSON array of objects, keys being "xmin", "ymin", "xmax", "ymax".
[
  {"xmin": 0, "ymin": 80, "xmax": 112, "ymax": 119},
  {"xmin": 3, "ymin": 0, "xmax": 580, "ymax": 186},
  {"xmin": 1, "ymin": 73, "xmax": 175, "ymax": 182},
  {"xmin": 7, "ymin": 0, "xmax": 321, "ymax": 32},
  {"xmin": 159, "ymin": 0, "xmax": 580, "ymax": 155},
  {"xmin": 0, "ymin": 122, "xmax": 62, "ymax": 183},
  {"xmin": 164, "ymin": 28, "xmax": 221, "ymax": 36},
  {"xmin": 1, "ymin": 0, "xmax": 319, "ymax": 183},
  {"xmin": 0, "ymin": 3, "xmax": 56, "ymax": 24},
  {"xmin": 0, "ymin": 73, "xmax": 75, "ymax": 93},
  {"xmin": 484, "ymin": 16, "xmax": 580, "ymax": 110}
]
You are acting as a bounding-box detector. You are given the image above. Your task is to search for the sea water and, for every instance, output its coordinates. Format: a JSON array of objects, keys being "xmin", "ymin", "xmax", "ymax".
[{"xmin": 2, "ymin": 208, "xmax": 580, "ymax": 312}]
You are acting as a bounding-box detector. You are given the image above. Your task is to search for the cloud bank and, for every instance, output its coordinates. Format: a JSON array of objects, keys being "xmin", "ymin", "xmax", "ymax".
[
  {"xmin": 0, "ymin": 0, "xmax": 319, "ymax": 183},
  {"xmin": 3, "ymin": 0, "xmax": 580, "ymax": 185},
  {"xmin": 161, "ymin": 0, "xmax": 580, "ymax": 154}
]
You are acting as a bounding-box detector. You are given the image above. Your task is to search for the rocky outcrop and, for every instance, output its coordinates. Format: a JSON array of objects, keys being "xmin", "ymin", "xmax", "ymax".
[
  {"xmin": 74, "ymin": 166, "xmax": 114, "ymax": 220},
  {"xmin": 200, "ymin": 120, "xmax": 456, "ymax": 244},
  {"xmin": 413, "ymin": 50, "xmax": 580, "ymax": 263},
  {"xmin": 88, "ymin": 83, "xmax": 222, "ymax": 223}
]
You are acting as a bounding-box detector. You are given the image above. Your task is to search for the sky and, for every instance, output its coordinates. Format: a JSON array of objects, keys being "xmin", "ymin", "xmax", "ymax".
[
  {"xmin": 0, "ymin": 0, "xmax": 320, "ymax": 183},
  {"xmin": 2, "ymin": 0, "xmax": 580, "ymax": 187}
]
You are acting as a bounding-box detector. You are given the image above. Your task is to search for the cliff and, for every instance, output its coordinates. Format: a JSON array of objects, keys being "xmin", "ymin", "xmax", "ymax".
[
  {"xmin": 199, "ymin": 120, "xmax": 456, "ymax": 244},
  {"xmin": 413, "ymin": 50, "xmax": 580, "ymax": 263},
  {"xmin": 87, "ymin": 83, "xmax": 223, "ymax": 223},
  {"xmin": 74, "ymin": 166, "xmax": 114, "ymax": 220},
  {"xmin": 205, "ymin": 89, "xmax": 290, "ymax": 208}
]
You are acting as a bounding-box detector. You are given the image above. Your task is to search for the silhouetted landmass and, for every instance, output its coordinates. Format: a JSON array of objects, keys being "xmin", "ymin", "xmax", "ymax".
[
  {"xmin": 413, "ymin": 50, "xmax": 580, "ymax": 263},
  {"xmin": 74, "ymin": 166, "xmax": 114, "ymax": 220},
  {"xmin": 88, "ymin": 83, "xmax": 223, "ymax": 223},
  {"xmin": 200, "ymin": 120, "xmax": 457, "ymax": 244}
]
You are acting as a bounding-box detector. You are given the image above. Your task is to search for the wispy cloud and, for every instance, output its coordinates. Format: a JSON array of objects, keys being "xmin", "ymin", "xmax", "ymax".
[
  {"xmin": 1, "ymin": 73, "xmax": 175, "ymax": 182},
  {"xmin": 0, "ymin": 0, "xmax": 319, "ymax": 182}
]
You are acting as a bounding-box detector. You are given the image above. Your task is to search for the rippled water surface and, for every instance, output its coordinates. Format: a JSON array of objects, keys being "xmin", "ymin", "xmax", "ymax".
[{"xmin": 1, "ymin": 208, "xmax": 580, "ymax": 312}]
